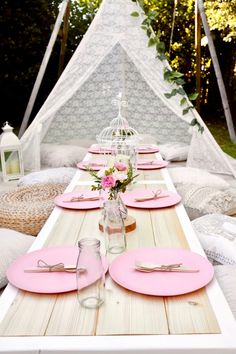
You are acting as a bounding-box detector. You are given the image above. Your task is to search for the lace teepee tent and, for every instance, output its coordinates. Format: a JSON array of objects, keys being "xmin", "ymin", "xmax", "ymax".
[{"xmin": 20, "ymin": 0, "xmax": 236, "ymax": 177}]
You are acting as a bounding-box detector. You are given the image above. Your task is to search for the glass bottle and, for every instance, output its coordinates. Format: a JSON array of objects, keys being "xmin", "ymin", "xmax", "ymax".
[
  {"xmin": 76, "ymin": 238, "xmax": 104, "ymax": 309},
  {"xmin": 103, "ymin": 200, "xmax": 126, "ymax": 254}
]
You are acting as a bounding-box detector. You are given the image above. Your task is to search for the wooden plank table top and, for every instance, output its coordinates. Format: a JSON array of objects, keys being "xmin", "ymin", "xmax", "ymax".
[{"xmin": 0, "ymin": 151, "xmax": 236, "ymax": 354}]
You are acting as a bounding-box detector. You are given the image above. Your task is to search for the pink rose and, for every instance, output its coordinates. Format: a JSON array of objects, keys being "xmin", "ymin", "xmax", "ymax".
[
  {"xmin": 101, "ymin": 175, "xmax": 116, "ymax": 189},
  {"xmin": 114, "ymin": 162, "xmax": 127, "ymax": 171}
]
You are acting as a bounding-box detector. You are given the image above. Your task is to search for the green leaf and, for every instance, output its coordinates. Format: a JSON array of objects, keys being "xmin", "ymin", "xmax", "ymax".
[
  {"xmin": 163, "ymin": 68, "xmax": 171, "ymax": 81},
  {"xmin": 157, "ymin": 52, "xmax": 166, "ymax": 61},
  {"xmin": 175, "ymin": 78, "xmax": 185, "ymax": 85},
  {"xmin": 170, "ymin": 71, "xmax": 184, "ymax": 79},
  {"xmin": 190, "ymin": 118, "xmax": 198, "ymax": 126},
  {"xmin": 177, "ymin": 87, "xmax": 185, "ymax": 95},
  {"xmin": 164, "ymin": 88, "xmax": 178, "ymax": 98},
  {"xmin": 148, "ymin": 37, "xmax": 156, "ymax": 47},
  {"xmin": 156, "ymin": 41, "xmax": 165, "ymax": 53},
  {"xmin": 188, "ymin": 92, "xmax": 199, "ymax": 101},
  {"xmin": 130, "ymin": 11, "xmax": 139, "ymax": 17},
  {"xmin": 183, "ymin": 106, "xmax": 193, "ymax": 115},
  {"xmin": 180, "ymin": 97, "xmax": 187, "ymax": 106}
]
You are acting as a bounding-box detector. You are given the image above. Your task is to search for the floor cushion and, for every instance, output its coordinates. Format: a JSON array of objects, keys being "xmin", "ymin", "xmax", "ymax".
[
  {"xmin": 18, "ymin": 167, "xmax": 77, "ymax": 186},
  {"xmin": 41, "ymin": 144, "xmax": 87, "ymax": 168},
  {"xmin": 169, "ymin": 167, "xmax": 229, "ymax": 189},
  {"xmin": 176, "ymin": 184, "xmax": 236, "ymax": 220},
  {"xmin": 214, "ymin": 265, "xmax": 236, "ymax": 319},
  {"xmin": 0, "ymin": 183, "xmax": 66, "ymax": 236},
  {"xmin": 158, "ymin": 142, "xmax": 189, "ymax": 162},
  {"xmin": 0, "ymin": 228, "xmax": 34, "ymax": 289},
  {"xmin": 192, "ymin": 214, "xmax": 236, "ymax": 265}
]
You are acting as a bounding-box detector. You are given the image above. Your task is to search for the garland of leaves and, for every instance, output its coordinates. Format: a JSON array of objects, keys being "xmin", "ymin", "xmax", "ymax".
[{"xmin": 130, "ymin": 0, "xmax": 204, "ymax": 133}]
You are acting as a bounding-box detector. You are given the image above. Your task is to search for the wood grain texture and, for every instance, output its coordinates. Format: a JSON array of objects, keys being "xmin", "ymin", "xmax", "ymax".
[{"xmin": 0, "ymin": 158, "xmax": 220, "ymax": 337}]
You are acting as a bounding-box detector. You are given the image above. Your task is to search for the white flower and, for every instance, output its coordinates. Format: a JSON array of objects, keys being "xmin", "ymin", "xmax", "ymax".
[{"xmin": 97, "ymin": 168, "xmax": 106, "ymax": 178}]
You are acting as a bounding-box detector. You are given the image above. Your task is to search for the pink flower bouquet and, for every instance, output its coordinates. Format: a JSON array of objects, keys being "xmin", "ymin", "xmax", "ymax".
[{"xmin": 89, "ymin": 161, "xmax": 138, "ymax": 200}]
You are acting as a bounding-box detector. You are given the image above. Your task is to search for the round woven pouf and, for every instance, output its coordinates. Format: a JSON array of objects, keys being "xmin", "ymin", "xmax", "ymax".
[{"xmin": 0, "ymin": 183, "xmax": 66, "ymax": 236}]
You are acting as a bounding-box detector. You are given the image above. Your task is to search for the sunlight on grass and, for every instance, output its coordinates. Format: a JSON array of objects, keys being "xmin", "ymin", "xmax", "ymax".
[{"xmin": 206, "ymin": 122, "xmax": 236, "ymax": 159}]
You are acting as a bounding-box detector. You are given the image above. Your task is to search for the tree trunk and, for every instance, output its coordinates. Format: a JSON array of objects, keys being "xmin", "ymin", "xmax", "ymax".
[{"xmin": 198, "ymin": 0, "xmax": 236, "ymax": 143}]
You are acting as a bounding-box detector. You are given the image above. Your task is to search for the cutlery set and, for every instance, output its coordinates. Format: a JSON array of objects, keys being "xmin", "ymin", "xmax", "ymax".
[
  {"xmin": 134, "ymin": 261, "xmax": 199, "ymax": 273},
  {"xmin": 134, "ymin": 190, "xmax": 169, "ymax": 202}
]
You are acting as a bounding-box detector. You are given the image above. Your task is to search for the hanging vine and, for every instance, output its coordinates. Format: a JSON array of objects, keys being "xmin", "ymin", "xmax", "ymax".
[{"xmin": 131, "ymin": 0, "xmax": 204, "ymax": 133}]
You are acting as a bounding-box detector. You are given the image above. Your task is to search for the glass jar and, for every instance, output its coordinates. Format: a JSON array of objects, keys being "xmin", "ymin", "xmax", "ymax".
[
  {"xmin": 76, "ymin": 238, "xmax": 105, "ymax": 309},
  {"xmin": 103, "ymin": 200, "xmax": 126, "ymax": 254}
]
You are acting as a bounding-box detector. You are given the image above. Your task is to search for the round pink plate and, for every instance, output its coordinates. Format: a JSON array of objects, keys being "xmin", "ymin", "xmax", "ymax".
[
  {"xmin": 88, "ymin": 145, "xmax": 112, "ymax": 154},
  {"xmin": 54, "ymin": 190, "xmax": 100, "ymax": 210},
  {"xmin": 109, "ymin": 247, "xmax": 214, "ymax": 296},
  {"xmin": 137, "ymin": 159, "xmax": 168, "ymax": 170},
  {"xmin": 77, "ymin": 160, "xmax": 106, "ymax": 171},
  {"xmin": 121, "ymin": 189, "xmax": 181, "ymax": 209},
  {"xmin": 7, "ymin": 246, "xmax": 108, "ymax": 294},
  {"xmin": 137, "ymin": 146, "xmax": 159, "ymax": 154}
]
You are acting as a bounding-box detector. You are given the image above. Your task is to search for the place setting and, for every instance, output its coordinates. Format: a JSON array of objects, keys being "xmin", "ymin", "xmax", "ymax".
[
  {"xmin": 88, "ymin": 144, "xmax": 113, "ymax": 154},
  {"xmin": 54, "ymin": 190, "xmax": 101, "ymax": 210},
  {"xmin": 77, "ymin": 160, "xmax": 106, "ymax": 171},
  {"xmin": 108, "ymin": 247, "xmax": 214, "ymax": 296},
  {"xmin": 137, "ymin": 158, "xmax": 168, "ymax": 170},
  {"xmin": 137, "ymin": 145, "xmax": 160, "ymax": 154},
  {"xmin": 6, "ymin": 245, "xmax": 109, "ymax": 294},
  {"xmin": 121, "ymin": 188, "xmax": 181, "ymax": 209}
]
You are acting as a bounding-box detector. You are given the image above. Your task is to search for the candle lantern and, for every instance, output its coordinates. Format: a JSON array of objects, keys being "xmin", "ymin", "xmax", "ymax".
[{"xmin": 0, "ymin": 122, "xmax": 24, "ymax": 182}]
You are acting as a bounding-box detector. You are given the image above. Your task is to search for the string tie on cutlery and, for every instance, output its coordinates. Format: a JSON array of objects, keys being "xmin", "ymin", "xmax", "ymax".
[{"xmin": 37, "ymin": 259, "xmax": 65, "ymax": 272}]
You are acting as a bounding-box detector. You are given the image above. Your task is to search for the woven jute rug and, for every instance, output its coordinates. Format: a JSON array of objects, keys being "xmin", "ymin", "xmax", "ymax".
[{"xmin": 0, "ymin": 183, "xmax": 66, "ymax": 236}]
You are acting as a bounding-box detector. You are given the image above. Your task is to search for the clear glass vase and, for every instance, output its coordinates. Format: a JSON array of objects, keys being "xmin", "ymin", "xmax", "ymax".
[
  {"xmin": 103, "ymin": 200, "xmax": 126, "ymax": 254},
  {"xmin": 76, "ymin": 238, "xmax": 105, "ymax": 309}
]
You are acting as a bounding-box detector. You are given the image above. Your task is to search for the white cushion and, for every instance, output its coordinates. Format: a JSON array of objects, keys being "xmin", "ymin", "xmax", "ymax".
[
  {"xmin": 214, "ymin": 265, "xmax": 236, "ymax": 319},
  {"xmin": 169, "ymin": 167, "xmax": 229, "ymax": 189},
  {"xmin": 192, "ymin": 214, "xmax": 236, "ymax": 264},
  {"xmin": 0, "ymin": 229, "xmax": 35, "ymax": 289},
  {"xmin": 176, "ymin": 183, "xmax": 236, "ymax": 220},
  {"xmin": 41, "ymin": 144, "xmax": 87, "ymax": 168},
  {"xmin": 18, "ymin": 167, "xmax": 76, "ymax": 186},
  {"xmin": 159, "ymin": 142, "xmax": 189, "ymax": 161}
]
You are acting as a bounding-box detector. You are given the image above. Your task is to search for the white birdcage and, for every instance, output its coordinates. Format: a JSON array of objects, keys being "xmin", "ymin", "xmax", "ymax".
[{"xmin": 96, "ymin": 94, "xmax": 139, "ymax": 147}]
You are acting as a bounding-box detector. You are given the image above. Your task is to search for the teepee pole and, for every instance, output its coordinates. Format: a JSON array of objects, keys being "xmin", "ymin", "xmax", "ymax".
[
  {"xmin": 197, "ymin": 0, "xmax": 236, "ymax": 143},
  {"xmin": 19, "ymin": 0, "xmax": 70, "ymax": 138},
  {"xmin": 58, "ymin": 0, "xmax": 71, "ymax": 78},
  {"xmin": 195, "ymin": 0, "xmax": 201, "ymax": 112}
]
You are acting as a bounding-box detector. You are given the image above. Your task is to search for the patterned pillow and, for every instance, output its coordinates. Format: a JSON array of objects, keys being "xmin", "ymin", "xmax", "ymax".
[
  {"xmin": 169, "ymin": 167, "xmax": 229, "ymax": 189},
  {"xmin": 192, "ymin": 214, "xmax": 236, "ymax": 264},
  {"xmin": 159, "ymin": 142, "xmax": 189, "ymax": 161},
  {"xmin": 175, "ymin": 184, "xmax": 236, "ymax": 220},
  {"xmin": 0, "ymin": 229, "xmax": 34, "ymax": 289}
]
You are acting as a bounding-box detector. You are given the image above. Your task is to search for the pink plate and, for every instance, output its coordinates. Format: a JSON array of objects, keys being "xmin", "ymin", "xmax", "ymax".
[
  {"xmin": 54, "ymin": 190, "xmax": 100, "ymax": 210},
  {"xmin": 137, "ymin": 159, "xmax": 168, "ymax": 170},
  {"xmin": 137, "ymin": 146, "xmax": 159, "ymax": 154},
  {"xmin": 121, "ymin": 189, "xmax": 181, "ymax": 209},
  {"xmin": 88, "ymin": 145, "xmax": 112, "ymax": 154},
  {"xmin": 109, "ymin": 247, "xmax": 214, "ymax": 296},
  {"xmin": 7, "ymin": 246, "xmax": 109, "ymax": 294},
  {"xmin": 77, "ymin": 160, "xmax": 106, "ymax": 171}
]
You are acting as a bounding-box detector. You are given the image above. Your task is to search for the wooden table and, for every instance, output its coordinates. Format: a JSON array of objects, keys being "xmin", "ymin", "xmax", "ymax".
[{"xmin": 0, "ymin": 152, "xmax": 236, "ymax": 353}]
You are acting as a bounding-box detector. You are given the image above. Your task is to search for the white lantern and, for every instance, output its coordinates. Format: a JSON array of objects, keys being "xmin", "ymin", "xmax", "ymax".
[{"xmin": 0, "ymin": 122, "xmax": 24, "ymax": 182}]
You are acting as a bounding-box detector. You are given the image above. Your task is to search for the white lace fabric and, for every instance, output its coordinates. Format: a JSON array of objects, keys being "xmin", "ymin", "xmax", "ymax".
[{"xmin": 20, "ymin": 0, "xmax": 236, "ymax": 178}]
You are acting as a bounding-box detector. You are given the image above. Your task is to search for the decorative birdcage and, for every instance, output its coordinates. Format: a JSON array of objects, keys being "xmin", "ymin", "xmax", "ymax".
[{"xmin": 96, "ymin": 94, "xmax": 139, "ymax": 147}]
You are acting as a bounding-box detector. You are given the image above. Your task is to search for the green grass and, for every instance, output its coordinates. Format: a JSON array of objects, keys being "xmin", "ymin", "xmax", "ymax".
[{"xmin": 206, "ymin": 122, "xmax": 236, "ymax": 159}]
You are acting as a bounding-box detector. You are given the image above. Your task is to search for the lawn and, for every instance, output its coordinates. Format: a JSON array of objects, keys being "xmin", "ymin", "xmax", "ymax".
[{"xmin": 206, "ymin": 122, "xmax": 236, "ymax": 159}]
